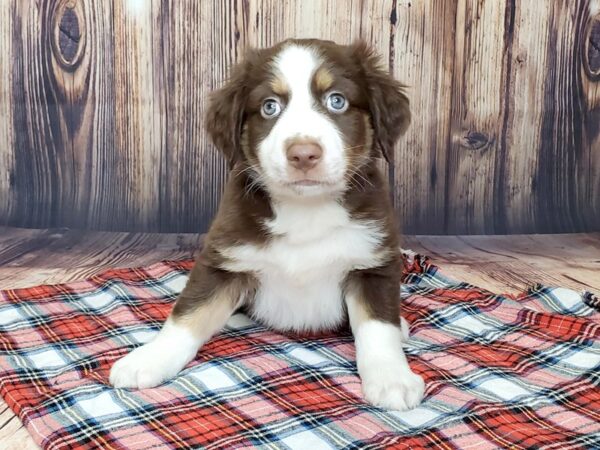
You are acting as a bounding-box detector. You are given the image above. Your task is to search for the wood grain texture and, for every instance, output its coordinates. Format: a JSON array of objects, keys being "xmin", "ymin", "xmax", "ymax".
[
  {"xmin": 0, "ymin": 0, "xmax": 599, "ymax": 234},
  {"xmin": 444, "ymin": 0, "xmax": 509, "ymax": 234},
  {"xmin": 0, "ymin": 400, "xmax": 38, "ymax": 450},
  {"xmin": 0, "ymin": 226, "xmax": 203, "ymax": 289},
  {"xmin": 393, "ymin": 0, "xmax": 457, "ymax": 234},
  {"xmin": 0, "ymin": 225, "xmax": 599, "ymax": 448},
  {"xmin": 0, "ymin": 0, "xmax": 14, "ymax": 225},
  {"xmin": 498, "ymin": 0, "xmax": 552, "ymax": 233},
  {"xmin": 582, "ymin": 1, "xmax": 600, "ymax": 235},
  {"xmin": 159, "ymin": 0, "xmax": 233, "ymax": 232},
  {"xmin": 535, "ymin": 0, "xmax": 598, "ymax": 233},
  {"xmin": 1, "ymin": 226, "xmax": 598, "ymax": 295}
]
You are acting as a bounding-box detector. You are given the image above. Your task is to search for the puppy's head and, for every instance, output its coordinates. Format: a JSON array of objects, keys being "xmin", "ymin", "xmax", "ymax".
[{"xmin": 205, "ymin": 39, "xmax": 410, "ymax": 198}]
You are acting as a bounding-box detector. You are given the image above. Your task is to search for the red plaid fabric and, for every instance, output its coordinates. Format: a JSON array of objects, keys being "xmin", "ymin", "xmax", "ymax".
[{"xmin": 0, "ymin": 256, "xmax": 598, "ymax": 449}]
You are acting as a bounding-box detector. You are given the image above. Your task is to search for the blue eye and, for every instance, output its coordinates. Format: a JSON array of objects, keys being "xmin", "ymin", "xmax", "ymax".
[
  {"xmin": 261, "ymin": 98, "xmax": 282, "ymax": 118},
  {"xmin": 326, "ymin": 93, "xmax": 347, "ymax": 113}
]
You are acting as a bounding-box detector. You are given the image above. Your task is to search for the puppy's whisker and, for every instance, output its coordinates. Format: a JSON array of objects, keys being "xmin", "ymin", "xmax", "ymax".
[
  {"xmin": 244, "ymin": 175, "xmax": 264, "ymax": 197},
  {"xmin": 234, "ymin": 164, "xmax": 267, "ymax": 198},
  {"xmin": 234, "ymin": 165, "xmax": 258, "ymax": 179},
  {"xmin": 345, "ymin": 166, "xmax": 373, "ymax": 192},
  {"xmin": 344, "ymin": 171, "xmax": 364, "ymax": 193}
]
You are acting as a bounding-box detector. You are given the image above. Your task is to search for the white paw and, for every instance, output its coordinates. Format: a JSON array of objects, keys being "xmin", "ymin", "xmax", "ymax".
[
  {"xmin": 109, "ymin": 342, "xmax": 190, "ymax": 389},
  {"xmin": 400, "ymin": 317, "xmax": 410, "ymax": 341},
  {"xmin": 361, "ymin": 368, "xmax": 425, "ymax": 410}
]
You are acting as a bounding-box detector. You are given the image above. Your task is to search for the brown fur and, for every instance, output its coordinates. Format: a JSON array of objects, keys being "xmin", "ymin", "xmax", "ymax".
[
  {"xmin": 350, "ymin": 41, "xmax": 411, "ymax": 163},
  {"xmin": 174, "ymin": 39, "xmax": 410, "ymax": 327},
  {"xmin": 314, "ymin": 67, "xmax": 334, "ymax": 92},
  {"xmin": 269, "ymin": 75, "xmax": 289, "ymax": 96}
]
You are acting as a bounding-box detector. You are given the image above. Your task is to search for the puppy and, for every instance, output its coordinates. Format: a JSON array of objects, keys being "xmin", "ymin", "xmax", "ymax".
[{"xmin": 110, "ymin": 39, "xmax": 425, "ymax": 411}]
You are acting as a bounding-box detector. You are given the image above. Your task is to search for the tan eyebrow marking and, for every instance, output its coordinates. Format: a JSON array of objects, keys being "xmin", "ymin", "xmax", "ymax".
[
  {"xmin": 314, "ymin": 67, "xmax": 334, "ymax": 92},
  {"xmin": 270, "ymin": 75, "xmax": 289, "ymax": 96}
]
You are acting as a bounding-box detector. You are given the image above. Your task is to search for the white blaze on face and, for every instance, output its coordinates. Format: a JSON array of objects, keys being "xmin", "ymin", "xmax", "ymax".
[{"xmin": 257, "ymin": 45, "xmax": 347, "ymax": 196}]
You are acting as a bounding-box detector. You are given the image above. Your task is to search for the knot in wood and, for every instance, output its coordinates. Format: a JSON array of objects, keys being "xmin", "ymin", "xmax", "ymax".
[
  {"xmin": 58, "ymin": 7, "xmax": 80, "ymax": 63},
  {"xmin": 586, "ymin": 15, "xmax": 600, "ymax": 80},
  {"xmin": 461, "ymin": 131, "xmax": 492, "ymax": 151},
  {"xmin": 52, "ymin": 1, "xmax": 85, "ymax": 70}
]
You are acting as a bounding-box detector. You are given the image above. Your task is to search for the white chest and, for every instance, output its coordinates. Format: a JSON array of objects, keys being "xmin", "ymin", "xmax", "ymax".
[{"xmin": 222, "ymin": 201, "xmax": 386, "ymax": 332}]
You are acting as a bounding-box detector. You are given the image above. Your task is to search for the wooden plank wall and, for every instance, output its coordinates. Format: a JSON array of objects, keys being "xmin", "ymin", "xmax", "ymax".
[{"xmin": 0, "ymin": 0, "xmax": 599, "ymax": 234}]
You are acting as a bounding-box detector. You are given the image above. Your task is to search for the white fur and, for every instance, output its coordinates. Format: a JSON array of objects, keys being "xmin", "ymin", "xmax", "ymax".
[
  {"xmin": 110, "ymin": 318, "xmax": 202, "ymax": 389},
  {"xmin": 352, "ymin": 320, "xmax": 424, "ymax": 410},
  {"xmin": 258, "ymin": 45, "xmax": 347, "ymax": 197},
  {"xmin": 400, "ymin": 316, "xmax": 410, "ymax": 341},
  {"xmin": 222, "ymin": 199, "xmax": 387, "ymax": 332},
  {"xmin": 110, "ymin": 43, "xmax": 423, "ymax": 410}
]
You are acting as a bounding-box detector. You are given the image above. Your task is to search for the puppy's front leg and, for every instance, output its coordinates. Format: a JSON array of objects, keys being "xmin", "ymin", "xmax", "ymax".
[
  {"xmin": 345, "ymin": 270, "xmax": 424, "ymax": 410},
  {"xmin": 110, "ymin": 264, "xmax": 248, "ymax": 389}
]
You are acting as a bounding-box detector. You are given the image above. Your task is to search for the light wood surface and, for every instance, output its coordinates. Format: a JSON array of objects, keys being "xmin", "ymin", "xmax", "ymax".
[
  {"xmin": 1, "ymin": 0, "xmax": 599, "ymax": 234},
  {"xmin": 1, "ymin": 227, "xmax": 599, "ymax": 293},
  {"xmin": 0, "ymin": 226, "xmax": 599, "ymax": 448}
]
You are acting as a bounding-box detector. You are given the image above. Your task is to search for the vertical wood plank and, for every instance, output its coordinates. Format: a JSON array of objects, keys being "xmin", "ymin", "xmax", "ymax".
[
  {"xmin": 157, "ymin": 0, "xmax": 234, "ymax": 232},
  {"xmin": 495, "ymin": 0, "xmax": 552, "ymax": 233},
  {"xmin": 445, "ymin": 0, "xmax": 511, "ymax": 234},
  {"xmin": 0, "ymin": 1, "xmax": 14, "ymax": 222},
  {"xmin": 58, "ymin": 0, "xmax": 118, "ymax": 230},
  {"xmin": 82, "ymin": 0, "xmax": 119, "ymax": 228},
  {"xmin": 392, "ymin": 0, "xmax": 457, "ymax": 234},
  {"xmin": 112, "ymin": 0, "xmax": 165, "ymax": 230},
  {"xmin": 243, "ymin": 0, "xmax": 365, "ymax": 53},
  {"xmin": 535, "ymin": 0, "xmax": 599, "ymax": 232},
  {"xmin": 11, "ymin": 1, "xmax": 56, "ymax": 227},
  {"xmin": 583, "ymin": 0, "xmax": 600, "ymax": 228},
  {"xmin": 8, "ymin": 0, "xmax": 118, "ymax": 229}
]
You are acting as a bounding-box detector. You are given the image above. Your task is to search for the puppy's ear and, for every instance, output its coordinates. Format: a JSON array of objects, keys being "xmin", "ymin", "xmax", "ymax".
[
  {"xmin": 205, "ymin": 50, "xmax": 256, "ymax": 169},
  {"xmin": 352, "ymin": 41, "xmax": 411, "ymax": 163}
]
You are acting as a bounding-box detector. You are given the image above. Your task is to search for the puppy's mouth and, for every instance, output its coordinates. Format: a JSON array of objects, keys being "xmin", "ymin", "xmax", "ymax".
[{"xmin": 287, "ymin": 179, "xmax": 325, "ymax": 187}]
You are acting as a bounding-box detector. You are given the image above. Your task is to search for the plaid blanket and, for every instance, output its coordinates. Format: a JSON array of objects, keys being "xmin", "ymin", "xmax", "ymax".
[{"xmin": 0, "ymin": 255, "xmax": 598, "ymax": 450}]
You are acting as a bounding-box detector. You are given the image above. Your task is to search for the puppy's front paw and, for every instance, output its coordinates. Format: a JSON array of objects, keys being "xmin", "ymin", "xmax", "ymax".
[
  {"xmin": 109, "ymin": 342, "xmax": 186, "ymax": 389},
  {"xmin": 362, "ymin": 369, "xmax": 425, "ymax": 411},
  {"xmin": 400, "ymin": 317, "xmax": 410, "ymax": 341}
]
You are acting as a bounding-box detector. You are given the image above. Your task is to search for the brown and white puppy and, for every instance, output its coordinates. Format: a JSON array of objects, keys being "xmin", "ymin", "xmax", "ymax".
[{"xmin": 109, "ymin": 39, "xmax": 424, "ymax": 411}]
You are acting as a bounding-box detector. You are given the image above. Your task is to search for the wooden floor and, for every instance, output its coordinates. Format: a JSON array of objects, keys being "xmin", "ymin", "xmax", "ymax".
[{"xmin": 0, "ymin": 226, "xmax": 599, "ymax": 449}]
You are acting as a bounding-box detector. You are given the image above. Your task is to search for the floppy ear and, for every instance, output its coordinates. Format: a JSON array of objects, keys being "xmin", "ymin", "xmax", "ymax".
[
  {"xmin": 204, "ymin": 51, "xmax": 255, "ymax": 169},
  {"xmin": 352, "ymin": 41, "xmax": 411, "ymax": 164}
]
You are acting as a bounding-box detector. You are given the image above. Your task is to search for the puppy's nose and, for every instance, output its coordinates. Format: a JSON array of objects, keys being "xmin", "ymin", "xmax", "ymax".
[{"xmin": 286, "ymin": 143, "xmax": 323, "ymax": 171}]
